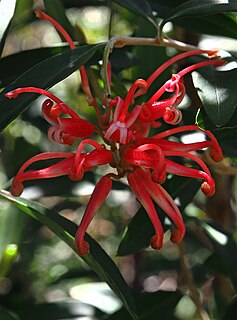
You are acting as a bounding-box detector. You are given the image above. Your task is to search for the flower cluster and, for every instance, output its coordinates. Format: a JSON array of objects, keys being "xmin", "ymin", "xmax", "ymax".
[{"xmin": 5, "ymin": 10, "xmax": 223, "ymax": 255}]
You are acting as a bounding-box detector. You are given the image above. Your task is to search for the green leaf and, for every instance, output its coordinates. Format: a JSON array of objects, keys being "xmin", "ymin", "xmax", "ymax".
[
  {"xmin": 0, "ymin": 46, "xmax": 69, "ymax": 87},
  {"xmin": 175, "ymin": 14, "xmax": 237, "ymax": 39},
  {"xmin": 0, "ymin": 44, "xmax": 104, "ymax": 132},
  {"xmin": 105, "ymin": 291, "xmax": 183, "ymax": 320},
  {"xmin": 195, "ymin": 107, "xmax": 237, "ymax": 157},
  {"xmin": 151, "ymin": 1, "xmax": 237, "ymax": 38},
  {"xmin": 0, "ymin": 190, "xmax": 138, "ymax": 320},
  {"xmin": 117, "ymin": 176, "xmax": 201, "ymax": 256},
  {"xmin": 43, "ymin": 0, "xmax": 75, "ymax": 40},
  {"xmin": 0, "ymin": 244, "xmax": 18, "ymax": 278},
  {"xmin": 161, "ymin": 0, "xmax": 237, "ymax": 31},
  {"xmin": 0, "ymin": 306, "xmax": 19, "ymax": 320},
  {"xmin": 201, "ymin": 221, "xmax": 237, "ymax": 289},
  {"xmin": 0, "ymin": 0, "xmax": 17, "ymax": 55},
  {"xmin": 114, "ymin": 0, "xmax": 156, "ymax": 27},
  {"xmin": 18, "ymin": 300, "xmax": 104, "ymax": 320},
  {"xmin": 192, "ymin": 54, "xmax": 237, "ymax": 126}
]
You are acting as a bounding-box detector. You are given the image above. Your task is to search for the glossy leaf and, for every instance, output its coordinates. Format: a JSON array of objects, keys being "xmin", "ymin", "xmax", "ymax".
[
  {"xmin": 17, "ymin": 301, "xmax": 104, "ymax": 320},
  {"xmin": 105, "ymin": 291, "xmax": 183, "ymax": 320},
  {"xmin": 0, "ymin": 44, "xmax": 104, "ymax": 132},
  {"xmin": 0, "ymin": 190, "xmax": 138, "ymax": 320},
  {"xmin": 192, "ymin": 54, "xmax": 237, "ymax": 126},
  {"xmin": 0, "ymin": 0, "xmax": 17, "ymax": 55},
  {"xmin": 0, "ymin": 306, "xmax": 19, "ymax": 320},
  {"xmin": 196, "ymin": 106, "xmax": 237, "ymax": 152},
  {"xmin": 150, "ymin": 1, "xmax": 237, "ymax": 38},
  {"xmin": 160, "ymin": 0, "xmax": 237, "ymax": 32},
  {"xmin": 0, "ymin": 46, "xmax": 69, "ymax": 87},
  {"xmin": 117, "ymin": 176, "xmax": 201, "ymax": 256},
  {"xmin": 201, "ymin": 221, "xmax": 237, "ymax": 290},
  {"xmin": 114, "ymin": 0, "xmax": 156, "ymax": 27},
  {"xmin": 175, "ymin": 14, "xmax": 237, "ymax": 39}
]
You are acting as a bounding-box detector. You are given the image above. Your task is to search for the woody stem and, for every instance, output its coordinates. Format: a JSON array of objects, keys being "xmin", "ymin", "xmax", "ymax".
[
  {"xmin": 101, "ymin": 35, "xmax": 199, "ymax": 99},
  {"xmin": 178, "ymin": 243, "xmax": 211, "ymax": 320}
]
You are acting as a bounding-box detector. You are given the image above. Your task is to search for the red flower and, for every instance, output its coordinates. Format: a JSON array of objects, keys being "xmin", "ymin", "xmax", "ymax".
[
  {"xmin": 10, "ymin": 139, "xmax": 112, "ymax": 197},
  {"xmin": 4, "ymin": 10, "xmax": 224, "ymax": 255},
  {"xmin": 6, "ymin": 87, "xmax": 95, "ymax": 145}
]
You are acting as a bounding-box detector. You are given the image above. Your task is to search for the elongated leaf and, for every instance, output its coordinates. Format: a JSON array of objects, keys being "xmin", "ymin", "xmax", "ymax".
[
  {"xmin": 0, "ymin": 190, "xmax": 138, "ymax": 320},
  {"xmin": 0, "ymin": 306, "xmax": 19, "ymax": 320},
  {"xmin": 151, "ymin": 1, "xmax": 237, "ymax": 38},
  {"xmin": 176, "ymin": 14, "xmax": 237, "ymax": 39},
  {"xmin": 105, "ymin": 291, "xmax": 183, "ymax": 320},
  {"xmin": 161, "ymin": 0, "xmax": 237, "ymax": 26},
  {"xmin": 201, "ymin": 221, "xmax": 237, "ymax": 289},
  {"xmin": 0, "ymin": 46, "xmax": 69, "ymax": 87},
  {"xmin": 192, "ymin": 54, "xmax": 237, "ymax": 126},
  {"xmin": 160, "ymin": 0, "xmax": 237, "ymax": 35},
  {"xmin": 0, "ymin": 44, "xmax": 104, "ymax": 131},
  {"xmin": 195, "ymin": 107, "xmax": 237, "ymax": 157},
  {"xmin": 18, "ymin": 300, "xmax": 104, "ymax": 320},
  {"xmin": 114, "ymin": 0, "xmax": 156, "ymax": 27},
  {"xmin": 0, "ymin": 0, "xmax": 17, "ymax": 55},
  {"xmin": 118, "ymin": 176, "xmax": 201, "ymax": 256}
]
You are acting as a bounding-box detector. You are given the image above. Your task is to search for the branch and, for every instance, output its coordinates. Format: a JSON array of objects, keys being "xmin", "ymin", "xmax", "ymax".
[
  {"xmin": 101, "ymin": 35, "xmax": 199, "ymax": 99},
  {"xmin": 202, "ymin": 152, "xmax": 237, "ymax": 176},
  {"xmin": 178, "ymin": 243, "xmax": 211, "ymax": 320}
]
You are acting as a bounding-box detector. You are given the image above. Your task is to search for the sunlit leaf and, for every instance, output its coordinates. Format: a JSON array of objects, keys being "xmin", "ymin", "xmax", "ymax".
[
  {"xmin": 193, "ymin": 54, "xmax": 237, "ymax": 126},
  {"xmin": 160, "ymin": 0, "xmax": 237, "ymax": 32},
  {"xmin": 150, "ymin": 1, "xmax": 237, "ymax": 38},
  {"xmin": 0, "ymin": 243, "xmax": 18, "ymax": 277},
  {"xmin": 201, "ymin": 221, "xmax": 237, "ymax": 289},
  {"xmin": 0, "ymin": 190, "xmax": 138, "ymax": 320}
]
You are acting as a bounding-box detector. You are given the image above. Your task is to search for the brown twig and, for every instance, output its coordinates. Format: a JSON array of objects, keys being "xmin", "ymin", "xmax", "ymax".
[
  {"xmin": 202, "ymin": 151, "xmax": 237, "ymax": 176},
  {"xmin": 101, "ymin": 35, "xmax": 199, "ymax": 98},
  {"xmin": 178, "ymin": 243, "xmax": 211, "ymax": 320}
]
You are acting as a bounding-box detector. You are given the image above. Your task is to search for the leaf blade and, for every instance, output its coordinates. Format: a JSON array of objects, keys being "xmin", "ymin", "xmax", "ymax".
[
  {"xmin": 0, "ymin": 46, "xmax": 69, "ymax": 87},
  {"xmin": 114, "ymin": 0, "xmax": 156, "ymax": 27},
  {"xmin": 192, "ymin": 54, "xmax": 237, "ymax": 126},
  {"xmin": 0, "ymin": 190, "xmax": 138, "ymax": 320},
  {"xmin": 161, "ymin": 0, "xmax": 237, "ymax": 30}
]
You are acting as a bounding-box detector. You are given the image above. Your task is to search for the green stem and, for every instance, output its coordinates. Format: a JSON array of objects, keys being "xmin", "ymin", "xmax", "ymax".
[
  {"xmin": 158, "ymin": 21, "xmax": 165, "ymax": 45},
  {"xmin": 108, "ymin": 0, "xmax": 113, "ymax": 39}
]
